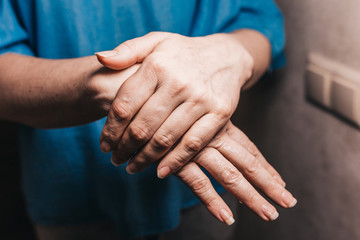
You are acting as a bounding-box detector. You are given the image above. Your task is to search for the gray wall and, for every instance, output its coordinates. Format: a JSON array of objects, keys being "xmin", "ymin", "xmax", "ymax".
[{"xmin": 232, "ymin": 0, "xmax": 360, "ymax": 239}]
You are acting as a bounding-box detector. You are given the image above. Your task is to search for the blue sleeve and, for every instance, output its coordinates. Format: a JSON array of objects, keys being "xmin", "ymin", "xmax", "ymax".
[
  {"xmin": 222, "ymin": 0, "xmax": 286, "ymax": 70},
  {"xmin": 0, "ymin": 0, "xmax": 34, "ymax": 56}
]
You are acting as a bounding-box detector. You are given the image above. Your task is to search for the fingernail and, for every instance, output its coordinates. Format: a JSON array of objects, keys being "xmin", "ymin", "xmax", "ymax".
[
  {"xmin": 95, "ymin": 50, "xmax": 118, "ymax": 58},
  {"xmin": 262, "ymin": 204, "xmax": 279, "ymax": 221},
  {"xmin": 282, "ymin": 191, "xmax": 297, "ymax": 208},
  {"xmin": 126, "ymin": 163, "xmax": 137, "ymax": 175},
  {"xmin": 220, "ymin": 209, "xmax": 235, "ymax": 226},
  {"xmin": 100, "ymin": 141, "xmax": 112, "ymax": 153},
  {"xmin": 111, "ymin": 155, "xmax": 120, "ymax": 166},
  {"xmin": 219, "ymin": 209, "xmax": 235, "ymax": 226},
  {"xmin": 157, "ymin": 166, "xmax": 171, "ymax": 179}
]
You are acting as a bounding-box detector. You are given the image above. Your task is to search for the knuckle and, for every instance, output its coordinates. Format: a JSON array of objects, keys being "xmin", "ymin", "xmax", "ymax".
[
  {"xmin": 183, "ymin": 136, "xmax": 204, "ymax": 153},
  {"xmin": 131, "ymin": 156, "xmax": 148, "ymax": 169},
  {"xmin": 147, "ymin": 54, "xmax": 167, "ymax": 72},
  {"xmin": 128, "ymin": 124, "xmax": 151, "ymax": 143},
  {"xmin": 146, "ymin": 31, "xmax": 160, "ymax": 37},
  {"xmin": 191, "ymin": 88, "xmax": 209, "ymax": 104},
  {"xmin": 244, "ymin": 156, "xmax": 260, "ymax": 175},
  {"xmin": 192, "ymin": 147, "xmax": 212, "ymax": 165},
  {"xmin": 152, "ymin": 133, "xmax": 176, "ymax": 151},
  {"xmin": 265, "ymin": 179, "xmax": 279, "ymax": 193},
  {"xmin": 216, "ymin": 103, "xmax": 233, "ymax": 119},
  {"xmin": 101, "ymin": 126, "xmax": 118, "ymax": 143},
  {"xmin": 111, "ymin": 100, "xmax": 131, "ymax": 121},
  {"xmin": 248, "ymin": 192, "xmax": 260, "ymax": 205},
  {"xmin": 145, "ymin": 32, "xmax": 156, "ymax": 37},
  {"xmin": 210, "ymin": 136, "xmax": 226, "ymax": 149},
  {"xmin": 117, "ymin": 134, "xmax": 127, "ymax": 147},
  {"xmin": 214, "ymin": 101, "xmax": 233, "ymax": 119},
  {"xmin": 247, "ymin": 142, "xmax": 259, "ymax": 157},
  {"xmin": 190, "ymin": 177, "xmax": 211, "ymax": 194},
  {"xmin": 171, "ymin": 157, "xmax": 188, "ymax": 173},
  {"xmin": 204, "ymin": 194, "xmax": 218, "ymax": 209},
  {"xmin": 122, "ymin": 40, "xmax": 137, "ymax": 52},
  {"xmin": 221, "ymin": 167, "xmax": 242, "ymax": 187},
  {"xmin": 169, "ymin": 78, "xmax": 188, "ymax": 95}
]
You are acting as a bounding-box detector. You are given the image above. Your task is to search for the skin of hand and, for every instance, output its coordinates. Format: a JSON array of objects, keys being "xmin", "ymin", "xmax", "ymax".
[
  {"xmin": 0, "ymin": 52, "xmax": 296, "ymax": 225},
  {"xmin": 96, "ymin": 30, "xmax": 270, "ymax": 179},
  {"xmin": 175, "ymin": 121, "xmax": 296, "ymax": 224}
]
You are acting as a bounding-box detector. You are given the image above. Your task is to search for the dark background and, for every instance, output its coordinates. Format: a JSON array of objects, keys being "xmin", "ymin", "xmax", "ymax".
[{"xmin": 0, "ymin": 122, "xmax": 36, "ymax": 239}]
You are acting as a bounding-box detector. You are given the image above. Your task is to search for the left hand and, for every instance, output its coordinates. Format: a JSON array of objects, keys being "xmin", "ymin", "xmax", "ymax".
[
  {"xmin": 175, "ymin": 121, "xmax": 295, "ymax": 224},
  {"xmin": 96, "ymin": 31, "xmax": 255, "ymax": 178}
]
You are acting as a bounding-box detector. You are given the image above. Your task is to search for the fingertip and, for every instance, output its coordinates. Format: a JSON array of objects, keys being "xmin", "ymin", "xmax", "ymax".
[
  {"xmin": 157, "ymin": 166, "xmax": 171, "ymax": 179},
  {"xmin": 219, "ymin": 209, "xmax": 235, "ymax": 226},
  {"xmin": 261, "ymin": 204, "xmax": 279, "ymax": 221},
  {"xmin": 126, "ymin": 163, "xmax": 137, "ymax": 175},
  {"xmin": 289, "ymin": 198, "xmax": 298, "ymax": 208},
  {"xmin": 111, "ymin": 155, "xmax": 122, "ymax": 166},
  {"xmin": 95, "ymin": 52, "xmax": 111, "ymax": 68},
  {"xmin": 270, "ymin": 212, "xmax": 279, "ymax": 221},
  {"xmin": 225, "ymin": 217, "xmax": 235, "ymax": 226},
  {"xmin": 95, "ymin": 50, "xmax": 118, "ymax": 58},
  {"xmin": 281, "ymin": 191, "xmax": 297, "ymax": 208},
  {"xmin": 100, "ymin": 140, "xmax": 112, "ymax": 153},
  {"xmin": 95, "ymin": 51, "xmax": 132, "ymax": 70}
]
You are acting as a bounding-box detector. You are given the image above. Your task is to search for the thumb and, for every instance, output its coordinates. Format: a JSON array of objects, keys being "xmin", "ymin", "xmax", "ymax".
[{"xmin": 95, "ymin": 32, "xmax": 170, "ymax": 70}]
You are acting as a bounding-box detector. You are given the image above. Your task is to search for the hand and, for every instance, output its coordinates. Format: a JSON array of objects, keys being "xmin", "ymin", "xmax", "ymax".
[
  {"xmin": 175, "ymin": 121, "xmax": 296, "ymax": 224},
  {"xmin": 86, "ymin": 63, "xmax": 140, "ymax": 114},
  {"xmin": 96, "ymin": 31, "xmax": 255, "ymax": 178}
]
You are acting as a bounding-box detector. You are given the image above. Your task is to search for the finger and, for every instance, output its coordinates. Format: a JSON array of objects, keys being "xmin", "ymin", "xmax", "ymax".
[
  {"xmin": 157, "ymin": 113, "xmax": 226, "ymax": 178},
  {"xmin": 215, "ymin": 134, "xmax": 297, "ymax": 208},
  {"xmin": 126, "ymin": 101, "xmax": 206, "ymax": 174},
  {"xmin": 110, "ymin": 87, "xmax": 182, "ymax": 166},
  {"xmin": 194, "ymin": 148, "xmax": 279, "ymax": 221},
  {"xmin": 99, "ymin": 66, "xmax": 157, "ymax": 153},
  {"xmin": 226, "ymin": 122, "xmax": 286, "ymax": 187},
  {"xmin": 95, "ymin": 32, "xmax": 171, "ymax": 70},
  {"xmin": 175, "ymin": 161, "xmax": 235, "ymax": 226}
]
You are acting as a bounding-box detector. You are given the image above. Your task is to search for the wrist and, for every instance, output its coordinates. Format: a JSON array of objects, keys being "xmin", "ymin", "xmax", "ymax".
[
  {"xmin": 84, "ymin": 62, "xmax": 141, "ymax": 116},
  {"xmin": 205, "ymin": 33, "xmax": 255, "ymax": 89},
  {"xmin": 228, "ymin": 29, "xmax": 272, "ymax": 89},
  {"xmin": 79, "ymin": 56, "xmax": 111, "ymax": 117}
]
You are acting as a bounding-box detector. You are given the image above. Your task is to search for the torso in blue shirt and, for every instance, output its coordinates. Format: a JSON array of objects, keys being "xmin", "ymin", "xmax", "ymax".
[{"xmin": 0, "ymin": 0, "xmax": 284, "ymax": 237}]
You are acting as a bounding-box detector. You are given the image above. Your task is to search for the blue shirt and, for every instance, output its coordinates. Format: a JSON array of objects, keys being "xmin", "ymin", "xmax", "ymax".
[{"xmin": 0, "ymin": 0, "xmax": 285, "ymax": 237}]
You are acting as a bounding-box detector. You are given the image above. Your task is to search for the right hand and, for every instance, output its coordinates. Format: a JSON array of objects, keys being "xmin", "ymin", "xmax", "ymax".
[
  {"xmin": 175, "ymin": 121, "xmax": 296, "ymax": 224},
  {"xmin": 95, "ymin": 32, "xmax": 254, "ymax": 178},
  {"xmin": 88, "ymin": 62, "xmax": 297, "ymax": 224}
]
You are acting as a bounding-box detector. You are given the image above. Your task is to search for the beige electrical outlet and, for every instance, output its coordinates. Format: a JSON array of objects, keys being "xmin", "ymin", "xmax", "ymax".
[
  {"xmin": 305, "ymin": 64, "xmax": 331, "ymax": 107},
  {"xmin": 330, "ymin": 77, "xmax": 356, "ymax": 122},
  {"xmin": 305, "ymin": 53, "xmax": 360, "ymax": 127}
]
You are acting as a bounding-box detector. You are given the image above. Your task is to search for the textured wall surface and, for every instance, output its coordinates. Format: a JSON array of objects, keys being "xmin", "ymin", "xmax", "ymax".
[{"xmin": 231, "ymin": 0, "xmax": 360, "ymax": 239}]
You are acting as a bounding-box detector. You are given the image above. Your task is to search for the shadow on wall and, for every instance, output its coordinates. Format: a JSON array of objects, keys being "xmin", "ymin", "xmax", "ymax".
[{"xmin": 231, "ymin": 0, "xmax": 360, "ymax": 239}]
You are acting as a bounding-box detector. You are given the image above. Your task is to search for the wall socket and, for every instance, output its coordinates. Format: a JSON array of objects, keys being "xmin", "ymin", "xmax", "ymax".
[{"xmin": 305, "ymin": 53, "xmax": 360, "ymax": 126}]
